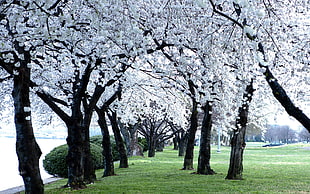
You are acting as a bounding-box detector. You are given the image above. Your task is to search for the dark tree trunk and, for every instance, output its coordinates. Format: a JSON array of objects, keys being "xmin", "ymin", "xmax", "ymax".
[
  {"xmin": 226, "ymin": 81, "xmax": 254, "ymax": 180},
  {"xmin": 182, "ymin": 102, "xmax": 198, "ymax": 169},
  {"xmin": 97, "ymin": 110, "xmax": 115, "ymax": 177},
  {"xmin": 173, "ymin": 137, "xmax": 178, "ymax": 150},
  {"xmin": 82, "ymin": 99, "xmax": 97, "ymax": 184},
  {"xmin": 36, "ymin": 63, "xmax": 97, "ymax": 189},
  {"xmin": 120, "ymin": 123, "xmax": 143, "ymax": 157},
  {"xmin": 197, "ymin": 101, "xmax": 215, "ymax": 175},
  {"xmin": 156, "ymin": 140, "xmax": 164, "ymax": 152},
  {"xmin": 119, "ymin": 122, "xmax": 131, "ymax": 155},
  {"xmin": 129, "ymin": 124, "xmax": 144, "ymax": 156},
  {"xmin": 82, "ymin": 130, "xmax": 95, "ymax": 184},
  {"xmin": 148, "ymin": 136, "xmax": 156, "ymax": 157},
  {"xmin": 108, "ymin": 111, "xmax": 128, "ymax": 168},
  {"xmin": 262, "ymin": 66, "xmax": 310, "ymax": 132},
  {"xmin": 178, "ymin": 132, "xmax": 188, "ymax": 157},
  {"xmin": 66, "ymin": 124, "xmax": 86, "ymax": 189},
  {"xmin": 13, "ymin": 55, "xmax": 44, "ymax": 194},
  {"xmin": 65, "ymin": 73, "xmax": 89, "ymax": 189},
  {"xmin": 183, "ymin": 80, "xmax": 198, "ymax": 170},
  {"xmin": 81, "ymin": 79, "xmax": 123, "ymax": 182},
  {"xmin": 37, "ymin": 90, "xmax": 87, "ymax": 189},
  {"xmin": 95, "ymin": 87, "xmax": 124, "ymax": 176},
  {"xmin": 169, "ymin": 124, "xmax": 186, "ymax": 155}
]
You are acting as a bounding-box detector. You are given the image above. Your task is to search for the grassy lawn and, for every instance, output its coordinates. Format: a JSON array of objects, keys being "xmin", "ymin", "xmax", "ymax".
[{"xmin": 44, "ymin": 143, "xmax": 310, "ymax": 193}]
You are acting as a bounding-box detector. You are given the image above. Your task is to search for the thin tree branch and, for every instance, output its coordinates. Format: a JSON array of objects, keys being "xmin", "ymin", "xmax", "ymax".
[
  {"xmin": 208, "ymin": 0, "xmax": 243, "ymax": 28},
  {"xmin": 36, "ymin": 90, "xmax": 72, "ymax": 124}
]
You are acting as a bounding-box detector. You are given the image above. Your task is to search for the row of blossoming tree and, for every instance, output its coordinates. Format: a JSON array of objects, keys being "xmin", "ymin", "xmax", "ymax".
[{"xmin": 0, "ymin": 0, "xmax": 309, "ymax": 193}]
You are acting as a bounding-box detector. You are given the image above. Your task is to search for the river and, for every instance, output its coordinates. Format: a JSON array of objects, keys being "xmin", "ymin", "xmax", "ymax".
[{"xmin": 0, "ymin": 137, "xmax": 66, "ymax": 191}]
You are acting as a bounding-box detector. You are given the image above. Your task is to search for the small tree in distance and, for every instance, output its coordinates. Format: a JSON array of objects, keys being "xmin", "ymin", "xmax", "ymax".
[
  {"xmin": 299, "ymin": 128, "xmax": 310, "ymax": 143},
  {"xmin": 264, "ymin": 125, "xmax": 297, "ymax": 144},
  {"xmin": 137, "ymin": 101, "xmax": 176, "ymax": 157}
]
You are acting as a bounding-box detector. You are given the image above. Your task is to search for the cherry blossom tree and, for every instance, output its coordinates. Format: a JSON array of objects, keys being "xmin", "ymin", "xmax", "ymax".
[
  {"xmin": 226, "ymin": 80, "xmax": 255, "ymax": 179},
  {"xmin": 197, "ymin": 101, "xmax": 216, "ymax": 175},
  {"xmin": 114, "ymin": 69, "xmax": 190, "ymax": 154},
  {"xmin": 1, "ymin": 1, "xmax": 309, "ymax": 191},
  {"xmin": 0, "ymin": 1, "xmax": 62, "ymax": 192},
  {"xmin": 1, "ymin": 0, "xmax": 135, "ymax": 189},
  {"xmin": 95, "ymin": 84, "xmax": 124, "ymax": 176},
  {"xmin": 107, "ymin": 109, "xmax": 129, "ymax": 167},
  {"xmin": 204, "ymin": 0, "xmax": 309, "ymax": 180},
  {"xmin": 208, "ymin": 0, "xmax": 309, "ymax": 129}
]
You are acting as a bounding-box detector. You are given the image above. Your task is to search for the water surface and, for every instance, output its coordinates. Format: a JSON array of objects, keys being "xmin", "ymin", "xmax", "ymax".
[{"xmin": 0, "ymin": 137, "xmax": 66, "ymax": 191}]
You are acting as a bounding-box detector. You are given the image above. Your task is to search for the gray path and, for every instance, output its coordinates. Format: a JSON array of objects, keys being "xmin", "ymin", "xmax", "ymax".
[{"xmin": 0, "ymin": 177, "xmax": 62, "ymax": 194}]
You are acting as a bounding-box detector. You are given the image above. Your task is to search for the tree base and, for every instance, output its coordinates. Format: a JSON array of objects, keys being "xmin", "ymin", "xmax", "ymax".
[
  {"xmin": 69, "ymin": 182, "xmax": 87, "ymax": 190},
  {"xmin": 196, "ymin": 169, "xmax": 216, "ymax": 175},
  {"xmin": 192, "ymin": 170, "xmax": 216, "ymax": 175},
  {"xmin": 84, "ymin": 176, "xmax": 96, "ymax": 184},
  {"xmin": 182, "ymin": 167, "xmax": 194, "ymax": 170},
  {"xmin": 119, "ymin": 158, "xmax": 129, "ymax": 168},
  {"xmin": 225, "ymin": 175, "xmax": 244, "ymax": 180},
  {"xmin": 119, "ymin": 164, "xmax": 129, "ymax": 168},
  {"xmin": 102, "ymin": 174, "xmax": 117, "ymax": 178},
  {"xmin": 182, "ymin": 159, "xmax": 194, "ymax": 170}
]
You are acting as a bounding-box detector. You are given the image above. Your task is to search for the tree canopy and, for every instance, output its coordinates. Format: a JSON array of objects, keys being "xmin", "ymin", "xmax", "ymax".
[
  {"xmin": 0, "ymin": 0, "xmax": 309, "ymax": 192},
  {"xmin": 1, "ymin": 0, "xmax": 309, "ymax": 132}
]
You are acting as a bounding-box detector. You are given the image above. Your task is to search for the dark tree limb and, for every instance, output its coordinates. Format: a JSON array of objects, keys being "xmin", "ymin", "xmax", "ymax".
[
  {"xmin": 209, "ymin": 0, "xmax": 243, "ymax": 28},
  {"xmin": 36, "ymin": 90, "xmax": 72, "ymax": 124},
  {"xmin": 257, "ymin": 44, "xmax": 310, "ymax": 132},
  {"xmin": 262, "ymin": 66, "xmax": 310, "ymax": 132}
]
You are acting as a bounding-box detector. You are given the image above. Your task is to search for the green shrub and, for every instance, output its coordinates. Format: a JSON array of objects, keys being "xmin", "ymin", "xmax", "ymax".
[
  {"xmin": 89, "ymin": 135, "xmax": 102, "ymax": 147},
  {"xmin": 43, "ymin": 143, "xmax": 103, "ymax": 178},
  {"xmin": 91, "ymin": 143, "xmax": 104, "ymax": 169},
  {"xmin": 138, "ymin": 137, "xmax": 148, "ymax": 152},
  {"xmin": 43, "ymin": 144, "xmax": 68, "ymax": 178},
  {"xmin": 90, "ymin": 135, "xmax": 120, "ymax": 161}
]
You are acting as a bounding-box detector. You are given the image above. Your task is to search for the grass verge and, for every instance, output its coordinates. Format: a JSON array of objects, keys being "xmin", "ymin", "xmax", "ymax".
[{"xmin": 43, "ymin": 143, "xmax": 310, "ymax": 193}]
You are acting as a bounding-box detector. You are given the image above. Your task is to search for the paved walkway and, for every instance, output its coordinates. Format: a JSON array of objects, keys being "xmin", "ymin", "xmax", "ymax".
[{"xmin": 0, "ymin": 177, "xmax": 62, "ymax": 194}]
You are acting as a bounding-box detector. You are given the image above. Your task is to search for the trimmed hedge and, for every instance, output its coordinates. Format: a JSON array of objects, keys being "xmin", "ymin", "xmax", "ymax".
[
  {"xmin": 90, "ymin": 135, "xmax": 120, "ymax": 161},
  {"xmin": 138, "ymin": 137, "xmax": 148, "ymax": 152},
  {"xmin": 43, "ymin": 143, "xmax": 103, "ymax": 178}
]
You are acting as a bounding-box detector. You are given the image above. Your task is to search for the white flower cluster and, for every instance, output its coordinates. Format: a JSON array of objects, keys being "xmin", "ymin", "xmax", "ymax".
[
  {"xmin": 196, "ymin": 0, "xmax": 207, "ymax": 8},
  {"xmin": 23, "ymin": 107, "xmax": 31, "ymax": 112},
  {"xmin": 233, "ymin": 0, "xmax": 249, "ymax": 8},
  {"xmin": 243, "ymin": 25, "xmax": 256, "ymax": 39},
  {"xmin": 2, "ymin": 53, "xmax": 15, "ymax": 63}
]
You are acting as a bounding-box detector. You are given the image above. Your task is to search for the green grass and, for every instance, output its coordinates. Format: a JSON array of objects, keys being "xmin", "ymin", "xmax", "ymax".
[{"xmin": 44, "ymin": 143, "xmax": 310, "ymax": 193}]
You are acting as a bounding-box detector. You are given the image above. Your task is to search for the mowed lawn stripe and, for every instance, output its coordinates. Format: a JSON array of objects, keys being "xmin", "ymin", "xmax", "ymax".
[{"xmin": 44, "ymin": 143, "xmax": 310, "ymax": 193}]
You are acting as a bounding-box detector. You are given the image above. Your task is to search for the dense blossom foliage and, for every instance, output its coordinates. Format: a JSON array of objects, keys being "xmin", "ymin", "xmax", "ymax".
[{"xmin": 0, "ymin": 0, "xmax": 309, "ymax": 140}]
